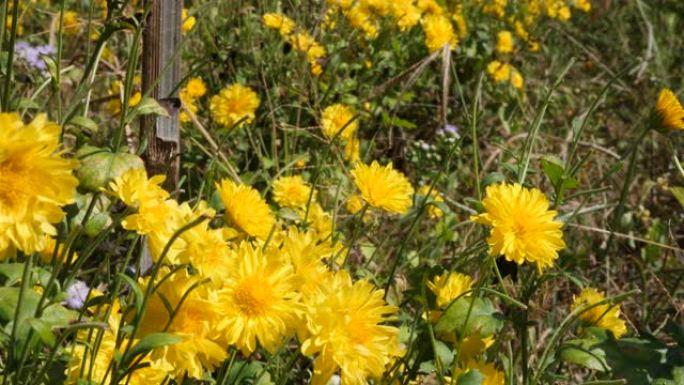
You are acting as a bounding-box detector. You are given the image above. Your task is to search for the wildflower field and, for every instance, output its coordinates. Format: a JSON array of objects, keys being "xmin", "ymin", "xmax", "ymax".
[{"xmin": 1, "ymin": 0, "xmax": 684, "ymax": 384}]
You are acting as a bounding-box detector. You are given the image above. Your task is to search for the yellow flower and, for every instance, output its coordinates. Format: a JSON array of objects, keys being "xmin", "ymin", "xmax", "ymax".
[
  {"xmin": 321, "ymin": 104, "xmax": 358, "ymax": 141},
  {"xmin": 471, "ymin": 183, "xmax": 566, "ymax": 272},
  {"xmin": 351, "ymin": 161, "xmax": 414, "ymax": 214},
  {"xmin": 218, "ymin": 242, "xmax": 301, "ymax": 355},
  {"xmin": 272, "ymin": 175, "xmax": 314, "ymax": 209},
  {"xmin": 346, "ymin": 193, "xmax": 365, "ymax": 214},
  {"xmin": 216, "ymin": 179, "xmax": 275, "ymax": 240},
  {"xmin": 109, "ymin": 167, "xmax": 169, "ymax": 207},
  {"xmin": 346, "ymin": 5, "xmax": 379, "ymax": 39},
  {"xmin": 344, "ymin": 134, "xmax": 361, "ymax": 162},
  {"xmin": 37, "ymin": 235, "xmax": 72, "ymax": 264},
  {"xmin": 67, "ymin": 308, "xmax": 167, "ymax": 385},
  {"xmin": 574, "ymin": 0, "xmax": 591, "ymax": 12},
  {"xmin": 301, "ymin": 202, "xmax": 335, "ymax": 237},
  {"xmin": 422, "ymin": 14, "xmax": 458, "ymax": 53},
  {"xmin": 418, "ymin": 185, "xmax": 444, "ymax": 219},
  {"xmin": 510, "ymin": 69, "xmax": 524, "ymax": 89},
  {"xmin": 62, "ymin": 11, "xmax": 82, "ymax": 36},
  {"xmin": 656, "ymin": 89, "xmax": 684, "ymax": 130},
  {"xmin": 184, "ymin": 77, "xmax": 207, "ymax": 99},
  {"xmin": 139, "ymin": 268, "xmax": 227, "ymax": 379},
  {"xmin": 417, "ymin": 0, "xmax": 445, "ymax": 15},
  {"xmin": 452, "ymin": 7, "xmax": 468, "ymax": 38},
  {"xmin": 571, "ymin": 287, "xmax": 627, "ymax": 338},
  {"xmin": 453, "ymin": 360, "xmax": 505, "ymax": 385},
  {"xmin": 301, "ymin": 271, "xmax": 402, "ymax": 385},
  {"xmin": 263, "ymin": 12, "xmax": 296, "ymax": 36},
  {"xmin": 390, "ymin": 0, "xmax": 422, "ymax": 31},
  {"xmin": 281, "ymin": 227, "xmax": 336, "ymax": 299},
  {"xmin": 181, "ymin": 8, "xmax": 196, "ymax": 33},
  {"xmin": 209, "ymin": 84, "xmax": 260, "ymax": 129},
  {"xmin": 495, "ymin": 30, "xmax": 514, "ymax": 54},
  {"xmin": 428, "ymin": 271, "xmax": 473, "ymax": 308},
  {"xmin": 0, "ymin": 113, "xmax": 78, "ymax": 258},
  {"xmin": 457, "ymin": 334, "xmax": 495, "ymax": 363},
  {"xmin": 487, "ymin": 60, "xmax": 511, "ymax": 83}
]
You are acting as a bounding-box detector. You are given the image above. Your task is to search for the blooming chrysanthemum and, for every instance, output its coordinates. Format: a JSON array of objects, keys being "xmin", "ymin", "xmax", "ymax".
[
  {"xmin": 487, "ymin": 60, "xmax": 511, "ymax": 83},
  {"xmin": 109, "ymin": 167, "xmax": 169, "ymax": 207},
  {"xmin": 471, "ymin": 183, "xmax": 565, "ymax": 272},
  {"xmin": 301, "ymin": 271, "xmax": 402, "ymax": 385},
  {"xmin": 0, "ymin": 113, "xmax": 78, "ymax": 258},
  {"xmin": 209, "ymin": 84, "xmax": 260, "ymax": 129},
  {"xmin": 428, "ymin": 271, "xmax": 473, "ymax": 308},
  {"xmin": 655, "ymin": 88, "xmax": 684, "ymax": 130},
  {"xmin": 62, "ymin": 11, "xmax": 82, "ymax": 36},
  {"xmin": 184, "ymin": 77, "xmax": 207, "ymax": 99},
  {"xmin": 272, "ymin": 175, "xmax": 314, "ymax": 208},
  {"xmin": 418, "ymin": 185, "xmax": 444, "ymax": 219},
  {"xmin": 139, "ymin": 268, "xmax": 227, "ymax": 379},
  {"xmin": 510, "ymin": 69, "xmax": 524, "ymax": 89},
  {"xmin": 422, "ymin": 14, "xmax": 458, "ymax": 52},
  {"xmin": 216, "ymin": 179, "xmax": 275, "ymax": 240},
  {"xmin": 453, "ymin": 360, "xmax": 505, "ymax": 385},
  {"xmin": 263, "ymin": 12, "xmax": 296, "ymax": 36},
  {"xmin": 351, "ymin": 161, "xmax": 414, "ymax": 214},
  {"xmin": 281, "ymin": 228, "xmax": 336, "ymax": 299},
  {"xmin": 321, "ymin": 104, "xmax": 358, "ymax": 141},
  {"xmin": 571, "ymin": 287, "xmax": 627, "ymax": 338},
  {"xmin": 218, "ymin": 242, "xmax": 301, "ymax": 355},
  {"xmin": 495, "ymin": 30, "xmax": 514, "ymax": 53},
  {"xmin": 457, "ymin": 334, "xmax": 495, "ymax": 363},
  {"xmin": 390, "ymin": 0, "xmax": 422, "ymax": 31},
  {"xmin": 346, "ymin": 193, "xmax": 365, "ymax": 214}
]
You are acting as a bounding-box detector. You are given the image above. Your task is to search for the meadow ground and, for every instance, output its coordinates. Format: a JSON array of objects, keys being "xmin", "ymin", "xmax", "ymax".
[{"xmin": 0, "ymin": 1, "xmax": 683, "ymax": 385}]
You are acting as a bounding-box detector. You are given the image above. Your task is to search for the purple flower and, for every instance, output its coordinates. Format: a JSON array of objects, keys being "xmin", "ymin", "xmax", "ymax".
[
  {"xmin": 65, "ymin": 280, "xmax": 90, "ymax": 309},
  {"xmin": 443, "ymin": 124, "xmax": 459, "ymax": 137},
  {"xmin": 14, "ymin": 41, "xmax": 55, "ymax": 71}
]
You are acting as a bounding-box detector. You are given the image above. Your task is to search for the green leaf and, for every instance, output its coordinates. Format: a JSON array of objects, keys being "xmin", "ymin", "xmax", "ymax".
[
  {"xmin": 0, "ymin": 263, "xmax": 51, "ymax": 286},
  {"xmin": 122, "ymin": 333, "xmax": 181, "ymax": 364},
  {"xmin": 116, "ymin": 274, "xmax": 143, "ymax": 315},
  {"xmin": 124, "ymin": 97, "xmax": 169, "ymax": 125},
  {"xmin": 482, "ymin": 172, "xmax": 505, "ymax": 187},
  {"xmin": 456, "ymin": 369, "xmax": 484, "ymax": 385},
  {"xmin": 559, "ymin": 338, "xmax": 609, "ymax": 371},
  {"xmin": 27, "ymin": 318, "xmax": 57, "ymax": 347},
  {"xmin": 670, "ymin": 187, "xmax": 684, "ymax": 210},
  {"xmin": 435, "ymin": 297, "xmax": 503, "ymax": 339},
  {"xmin": 68, "ymin": 115, "xmax": 99, "ymax": 133},
  {"xmin": 75, "ymin": 146, "xmax": 144, "ymax": 192}
]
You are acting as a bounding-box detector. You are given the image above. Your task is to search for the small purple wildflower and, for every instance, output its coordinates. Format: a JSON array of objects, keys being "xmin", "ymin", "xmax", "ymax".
[
  {"xmin": 65, "ymin": 280, "xmax": 90, "ymax": 309},
  {"xmin": 14, "ymin": 41, "xmax": 55, "ymax": 71}
]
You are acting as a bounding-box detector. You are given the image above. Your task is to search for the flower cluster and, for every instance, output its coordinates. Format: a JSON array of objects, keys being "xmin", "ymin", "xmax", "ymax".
[{"xmin": 263, "ymin": 13, "xmax": 327, "ymax": 76}]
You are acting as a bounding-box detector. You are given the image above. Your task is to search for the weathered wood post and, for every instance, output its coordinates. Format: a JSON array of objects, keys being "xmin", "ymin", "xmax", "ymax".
[{"xmin": 142, "ymin": 0, "xmax": 182, "ymax": 191}]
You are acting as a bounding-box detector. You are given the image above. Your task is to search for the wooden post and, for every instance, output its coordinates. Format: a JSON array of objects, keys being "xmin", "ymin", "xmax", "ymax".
[{"xmin": 142, "ymin": 0, "xmax": 182, "ymax": 190}]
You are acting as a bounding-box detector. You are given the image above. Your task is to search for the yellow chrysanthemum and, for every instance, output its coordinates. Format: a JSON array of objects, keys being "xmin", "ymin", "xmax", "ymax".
[
  {"xmin": 281, "ymin": 227, "xmax": 336, "ymax": 299},
  {"xmin": 487, "ymin": 60, "xmax": 511, "ymax": 83},
  {"xmin": 457, "ymin": 334, "xmax": 495, "ymax": 363},
  {"xmin": 209, "ymin": 84, "xmax": 260, "ymax": 129},
  {"xmin": 67, "ymin": 302, "xmax": 166, "ymax": 385},
  {"xmin": 184, "ymin": 77, "xmax": 207, "ymax": 99},
  {"xmin": 571, "ymin": 287, "xmax": 627, "ymax": 338},
  {"xmin": 344, "ymin": 134, "xmax": 361, "ymax": 162},
  {"xmin": 351, "ymin": 161, "xmax": 414, "ymax": 214},
  {"xmin": 346, "ymin": 193, "xmax": 365, "ymax": 214},
  {"xmin": 301, "ymin": 271, "xmax": 402, "ymax": 385},
  {"xmin": 37, "ymin": 235, "xmax": 70, "ymax": 263},
  {"xmin": 321, "ymin": 104, "xmax": 358, "ymax": 141},
  {"xmin": 263, "ymin": 12, "xmax": 296, "ymax": 36},
  {"xmin": 422, "ymin": 14, "xmax": 458, "ymax": 53},
  {"xmin": 62, "ymin": 11, "xmax": 82, "ymax": 36},
  {"xmin": 216, "ymin": 179, "xmax": 275, "ymax": 240},
  {"xmin": 510, "ymin": 69, "xmax": 524, "ymax": 89},
  {"xmin": 181, "ymin": 8, "xmax": 196, "ymax": 33},
  {"xmin": 453, "ymin": 360, "xmax": 505, "ymax": 385},
  {"xmin": 495, "ymin": 30, "xmax": 514, "ymax": 54},
  {"xmin": 428, "ymin": 271, "xmax": 473, "ymax": 308},
  {"xmin": 471, "ymin": 183, "xmax": 565, "ymax": 272},
  {"xmin": 139, "ymin": 268, "xmax": 227, "ymax": 379},
  {"xmin": 656, "ymin": 89, "xmax": 684, "ymax": 130},
  {"xmin": 109, "ymin": 167, "xmax": 169, "ymax": 207},
  {"xmin": 390, "ymin": 0, "xmax": 422, "ymax": 31},
  {"xmin": 418, "ymin": 185, "xmax": 444, "ymax": 219},
  {"xmin": 272, "ymin": 175, "xmax": 314, "ymax": 208},
  {"xmin": 0, "ymin": 113, "xmax": 78, "ymax": 258},
  {"xmin": 574, "ymin": 0, "xmax": 591, "ymax": 12},
  {"xmin": 218, "ymin": 242, "xmax": 301, "ymax": 355}
]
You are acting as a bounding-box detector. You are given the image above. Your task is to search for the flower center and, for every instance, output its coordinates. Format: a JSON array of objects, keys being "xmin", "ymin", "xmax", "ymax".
[
  {"xmin": 233, "ymin": 278, "xmax": 273, "ymax": 317},
  {"xmin": 0, "ymin": 159, "xmax": 30, "ymax": 212}
]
